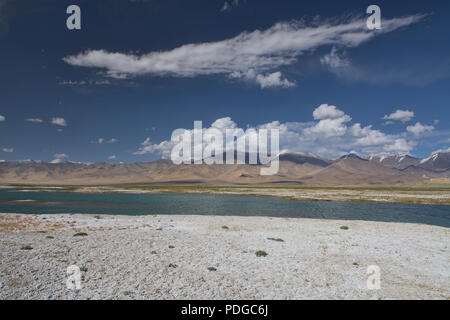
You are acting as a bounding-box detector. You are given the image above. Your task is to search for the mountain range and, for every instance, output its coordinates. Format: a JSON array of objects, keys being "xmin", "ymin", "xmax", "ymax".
[{"xmin": 0, "ymin": 151, "xmax": 449, "ymax": 185}]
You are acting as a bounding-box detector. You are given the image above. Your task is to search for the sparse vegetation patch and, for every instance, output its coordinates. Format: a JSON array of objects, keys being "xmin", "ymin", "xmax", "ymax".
[
  {"xmin": 255, "ymin": 250, "xmax": 268, "ymax": 257},
  {"xmin": 73, "ymin": 232, "xmax": 88, "ymax": 237}
]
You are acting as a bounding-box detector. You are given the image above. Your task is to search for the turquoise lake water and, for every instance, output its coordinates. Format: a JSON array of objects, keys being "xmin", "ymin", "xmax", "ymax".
[{"xmin": 0, "ymin": 187, "xmax": 448, "ymax": 228}]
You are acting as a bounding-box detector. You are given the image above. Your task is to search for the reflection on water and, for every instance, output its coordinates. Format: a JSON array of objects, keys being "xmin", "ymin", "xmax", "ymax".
[{"xmin": 0, "ymin": 188, "xmax": 448, "ymax": 228}]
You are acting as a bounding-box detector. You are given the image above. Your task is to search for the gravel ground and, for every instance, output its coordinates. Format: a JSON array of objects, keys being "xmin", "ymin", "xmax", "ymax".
[{"xmin": 0, "ymin": 213, "xmax": 449, "ymax": 300}]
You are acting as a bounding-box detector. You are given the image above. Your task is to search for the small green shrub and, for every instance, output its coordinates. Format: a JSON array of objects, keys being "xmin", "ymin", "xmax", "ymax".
[
  {"xmin": 21, "ymin": 245, "xmax": 33, "ymax": 250},
  {"xmin": 168, "ymin": 263, "xmax": 178, "ymax": 268},
  {"xmin": 340, "ymin": 226, "xmax": 349, "ymax": 230},
  {"xmin": 207, "ymin": 267, "xmax": 217, "ymax": 272},
  {"xmin": 169, "ymin": 245, "xmax": 175, "ymax": 249},
  {"xmin": 46, "ymin": 236, "xmax": 54, "ymax": 239},
  {"xmin": 221, "ymin": 226, "xmax": 229, "ymax": 230},
  {"xmin": 255, "ymin": 250, "xmax": 268, "ymax": 257},
  {"xmin": 73, "ymin": 232, "xmax": 88, "ymax": 237},
  {"xmin": 267, "ymin": 238, "xmax": 284, "ymax": 242}
]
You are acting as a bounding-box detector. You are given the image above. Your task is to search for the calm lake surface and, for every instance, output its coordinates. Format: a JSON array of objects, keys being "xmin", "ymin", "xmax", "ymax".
[{"xmin": 0, "ymin": 187, "xmax": 449, "ymax": 228}]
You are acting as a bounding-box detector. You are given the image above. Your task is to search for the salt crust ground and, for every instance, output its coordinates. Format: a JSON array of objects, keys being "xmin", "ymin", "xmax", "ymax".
[{"xmin": 0, "ymin": 213, "xmax": 448, "ymax": 300}]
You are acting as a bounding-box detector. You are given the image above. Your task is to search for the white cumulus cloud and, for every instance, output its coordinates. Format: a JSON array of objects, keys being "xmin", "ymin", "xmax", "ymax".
[
  {"xmin": 230, "ymin": 70, "xmax": 295, "ymax": 89},
  {"xmin": 50, "ymin": 153, "xmax": 68, "ymax": 164},
  {"xmin": 383, "ymin": 109, "xmax": 415, "ymax": 123},
  {"xmin": 211, "ymin": 117, "xmax": 237, "ymax": 130},
  {"xmin": 313, "ymin": 104, "xmax": 346, "ymax": 120},
  {"xmin": 51, "ymin": 117, "xmax": 67, "ymax": 127},
  {"xmin": 406, "ymin": 122, "xmax": 434, "ymax": 136},
  {"xmin": 133, "ymin": 104, "xmax": 422, "ymax": 159},
  {"xmin": 134, "ymin": 137, "xmax": 175, "ymax": 156}
]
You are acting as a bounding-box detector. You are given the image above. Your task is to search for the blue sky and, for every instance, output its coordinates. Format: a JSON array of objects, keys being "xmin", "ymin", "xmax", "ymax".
[{"xmin": 0, "ymin": 0, "xmax": 449, "ymax": 163}]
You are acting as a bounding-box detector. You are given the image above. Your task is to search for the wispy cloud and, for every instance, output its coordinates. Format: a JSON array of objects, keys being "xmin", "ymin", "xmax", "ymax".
[
  {"xmin": 25, "ymin": 118, "xmax": 43, "ymax": 123},
  {"xmin": 63, "ymin": 14, "xmax": 424, "ymax": 88},
  {"xmin": 321, "ymin": 41, "xmax": 450, "ymax": 87},
  {"xmin": 2, "ymin": 148, "xmax": 13, "ymax": 153},
  {"xmin": 221, "ymin": 0, "xmax": 244, "ymax": 12},
  {"xmin": 220, "ymin": 1, "xmax": 231, "ymax": 12},
  {"xmin": 320, "ymin": 47, "xmax": 350, "ymax": 69},
  {"xmin": 94, "ymin": 137, "xmax": 118, "ymax": 144},
  {"xmin": 59, "ymin": 79, "xmax": 111, "ymax": 86},
  {"xmin": 0, "ymin": 114, "xmax": 5, "ymax": 122}
]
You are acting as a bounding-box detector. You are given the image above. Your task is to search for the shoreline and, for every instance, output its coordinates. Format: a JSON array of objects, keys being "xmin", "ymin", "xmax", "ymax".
[
  {"xmin": 3, "ymin": 184, "xmax": 450, "ymax": 205},
  {"xmin": 65, "ymin": 185, "xmax": 450, "ymax": 206},
  {"xmin": 0, "ymin": 213, "xmax": 449, "ymax": 299}
]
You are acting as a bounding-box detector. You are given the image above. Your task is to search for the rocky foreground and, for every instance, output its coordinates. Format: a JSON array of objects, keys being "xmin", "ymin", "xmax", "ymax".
[{"xmin": 0, "ymin": 213, "xmax": 448, "ymax": 299}]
